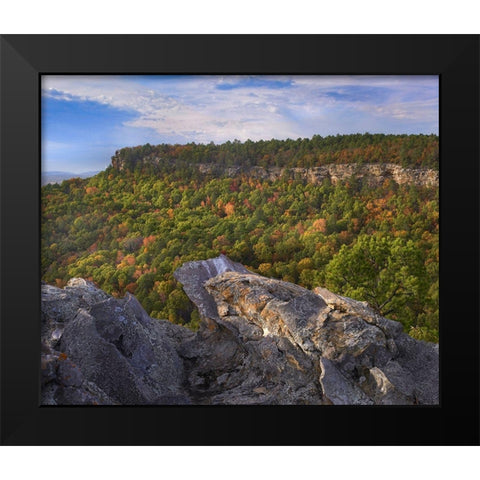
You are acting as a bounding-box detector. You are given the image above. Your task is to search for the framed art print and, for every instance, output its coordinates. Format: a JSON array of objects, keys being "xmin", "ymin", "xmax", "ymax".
[{"xmin": 1, "ymin": 35, "xmax": 479, "ymax": 445}]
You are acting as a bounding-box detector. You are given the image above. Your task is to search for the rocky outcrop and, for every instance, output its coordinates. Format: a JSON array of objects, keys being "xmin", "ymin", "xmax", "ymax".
[
  {"xmin": 197, "ymin": 163, "xmax": 439, "ymax": 188},
  {"xmin": 173, "ymin": 254, "xmax": 251, "ymax": 321},
  {"xmin": 201, "ymin": 272, "xmax": 438, "ymax": 405},
  {"xmin": 41, "ymin": 257, "xmax": 439, "ymax": 405},
  {"xmin": 41, "ymin": 278, "xmax": 193, "ymax": 405}
]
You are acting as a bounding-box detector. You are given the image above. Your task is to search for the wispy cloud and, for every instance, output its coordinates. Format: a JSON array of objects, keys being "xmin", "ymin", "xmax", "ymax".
[
  {"xmin": 41, "ymin": 75, "xmax": 438, "ymax": 172},
  {"xmin": 42, "ymin": 75, "xmax": 438, "ymax": 145}
]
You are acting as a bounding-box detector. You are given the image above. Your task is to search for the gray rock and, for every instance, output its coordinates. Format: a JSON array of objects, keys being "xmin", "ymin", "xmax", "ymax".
[
  {"xmin": 41, "ymin": 280, "xmax": 190, "ymax": 405},
  {"xmin": 57, "ymin": 357, "xmax": 83, "ymax": 387},
  {"xmin": 40, "ymin": 350, "xmax": 117, "ymax": 405},
  {"xmin": 201, "ymin": 268, "xmax": 438, "ymax": 405},
  {"xmin": 173, "ymin": 254, "xmax": 252, "ymax": 321},
  {"xmin": 41, "ymin": 256, "xmax": 439, "ymax": 406},
  {"xmin": 60, "ymin": 298, "xmax": 187, "ymax": 404},
  {"xmin": 319, "ymin": 358, "xmax": 373, "ymax": 405},
  {"xmin": 41, "ymin": 278, "xmax": 110, "ymax": 350},
  {"xmin": 41, "ymin": 353, "xmax": 58, "ymax": 386}
]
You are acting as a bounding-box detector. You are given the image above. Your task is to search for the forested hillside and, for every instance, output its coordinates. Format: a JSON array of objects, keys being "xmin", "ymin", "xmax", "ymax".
[
  {"xmin": 111, "ymin": 133, "xmax": 438, "ymax": 172},
  {"xmin": 41, "ymin": 134, "xmax": 439, "ymax": 342}
]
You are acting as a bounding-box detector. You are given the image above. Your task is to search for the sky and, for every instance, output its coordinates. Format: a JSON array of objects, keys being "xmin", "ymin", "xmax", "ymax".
[{"xmin": 41, "ymin": 75, "xmax": 439, "ymax": 173}]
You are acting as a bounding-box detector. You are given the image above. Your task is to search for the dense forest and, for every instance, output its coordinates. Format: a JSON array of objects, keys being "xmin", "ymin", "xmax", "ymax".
[
  {"xmin": 112, "ymin": 133, "xmax": 439, "ymax": 171},
  {"xmin": 41, "ymin": 134, "xmax": 439, "ymax": 342}
]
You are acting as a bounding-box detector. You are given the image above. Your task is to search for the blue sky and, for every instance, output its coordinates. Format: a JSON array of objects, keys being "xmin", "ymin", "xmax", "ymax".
[{"xmin": 41, "ymin": 75, "xmax": 438, "ymax": 173}]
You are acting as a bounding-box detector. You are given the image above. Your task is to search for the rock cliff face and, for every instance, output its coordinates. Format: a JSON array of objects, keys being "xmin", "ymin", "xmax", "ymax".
[
  {"xmin": 197, "ymin": 163, "xmax": 438, "ymax": 188},
  {"xmin": 41, "ymin": 257, "xmax": 439, "ymax": 405},
  {"xmin": 110, "ymin": 152, "xmax": 438, "ymax": 188}
]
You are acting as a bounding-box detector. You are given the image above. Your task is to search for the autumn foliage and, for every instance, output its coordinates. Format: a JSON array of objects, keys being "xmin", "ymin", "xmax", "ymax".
[{"xmin": 41, "ymin": 134, "xmax": 439, "ymax": 340}]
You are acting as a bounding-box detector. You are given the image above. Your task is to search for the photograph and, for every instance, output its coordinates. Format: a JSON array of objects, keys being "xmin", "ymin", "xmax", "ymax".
[
  {"xmin": 40, "ymin": 74, "xmax": 440, "ymax": 406},
  {"xmin": 2, "ymin": 34, "xmax": 478, "ymax": 447}
]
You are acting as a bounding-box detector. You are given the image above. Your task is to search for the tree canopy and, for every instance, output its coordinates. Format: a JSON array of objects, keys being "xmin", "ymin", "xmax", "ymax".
[
  {"xmin": 42, "ymin": 134, "xmax": 439, "ymax": 341},
  {"xmin": 111, "ymin": 133, "xmax": 439, "ymax": 172}
]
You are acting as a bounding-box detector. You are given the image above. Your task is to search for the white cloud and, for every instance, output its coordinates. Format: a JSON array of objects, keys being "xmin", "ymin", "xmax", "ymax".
[{"xmin": 42, "ymin": 75, "xmax": 438, "ymax": 143}]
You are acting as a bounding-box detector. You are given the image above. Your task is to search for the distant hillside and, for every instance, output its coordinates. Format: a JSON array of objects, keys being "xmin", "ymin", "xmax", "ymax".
[
  {"xmin": 42, "ymin": 170, "xmax": 101, "ymax": 186},
  {"xmin": 41, "ymin": 133, "xmax": 439, "ymax": 342},
  {"xmin": 110, "ymin": 133, "xmax": 439, "ymax": 173}
]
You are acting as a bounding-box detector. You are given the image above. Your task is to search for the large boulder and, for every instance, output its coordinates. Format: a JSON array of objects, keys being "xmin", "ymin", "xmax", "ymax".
[
  {"xmin": 200, "ymin": 271, "xmax": 438, "ymax": 405},
  {"xmin": 173, "ymin": 253, "xmax": 251, "ymax": 321},
  {"xmin": 41, "ymin": 280, "xmax": 193, "ymax": 405}
]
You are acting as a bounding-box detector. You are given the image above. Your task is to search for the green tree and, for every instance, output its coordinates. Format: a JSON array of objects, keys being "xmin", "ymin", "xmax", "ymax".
[{"xmin": 325, "ymin": 233, "xmax": 430, "ymax": 332}]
